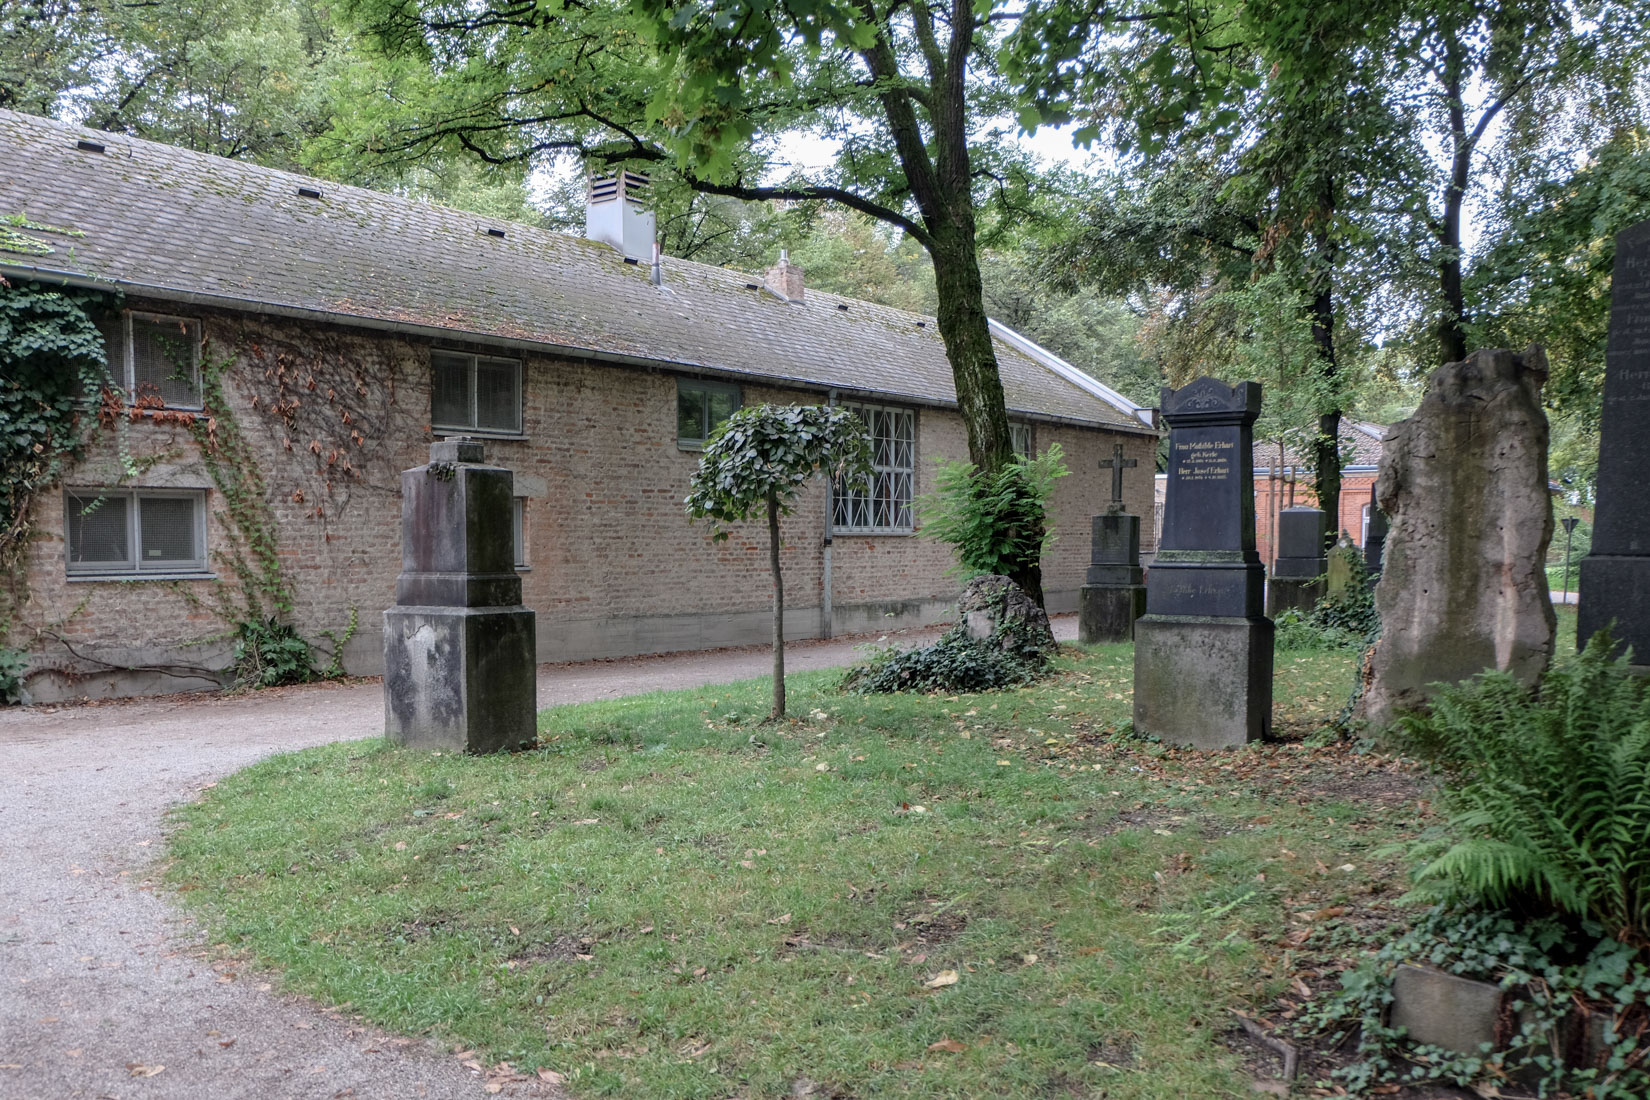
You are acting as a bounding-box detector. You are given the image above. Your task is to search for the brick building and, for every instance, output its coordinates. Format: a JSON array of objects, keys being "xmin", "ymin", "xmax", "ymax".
[
  {"xmin": 1251, "ymin": 421, "xmax": 1386, "ymax": 566},
  {"xmin": 0, "ymin": 109, "xmax": 1157, "ymax": 702}
]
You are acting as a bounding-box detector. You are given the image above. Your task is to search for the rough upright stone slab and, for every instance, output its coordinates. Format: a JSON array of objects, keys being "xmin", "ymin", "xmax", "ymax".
[
  {"xmin": 1390, "ymin": 964, "xmax": 1504, "ymax": 1056},
  {"xmin": 1579, "ymin": 218, "xmax": 1650, "ymax": 662},
  {"xmin": 1362, "ymin": 347, "xmax": 1557, "ymax": 729},
  {"xmin": 1134, "ymin": 377, "xmax": 1273, "ymax": 747},
  {"xmin": 384, "ymin": 439, "xmax": 536, "ymax": 753}
]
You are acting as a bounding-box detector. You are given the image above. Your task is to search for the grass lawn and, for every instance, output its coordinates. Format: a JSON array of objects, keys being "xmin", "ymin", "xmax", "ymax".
[{"xmin": 167, "ymin": 637, "xmax": 1437, "ymax": 1099}]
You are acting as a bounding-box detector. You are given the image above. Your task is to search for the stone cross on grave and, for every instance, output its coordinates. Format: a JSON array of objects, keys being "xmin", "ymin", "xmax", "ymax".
[{"xmin": 1099, "ymin": 444, "xmax": 1137, "ymax": 513}]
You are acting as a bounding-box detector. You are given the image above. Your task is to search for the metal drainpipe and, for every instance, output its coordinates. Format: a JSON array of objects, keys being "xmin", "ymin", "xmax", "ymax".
[{"xmin": 822, "ymin": 389, "xmax": 837, "ymax": 639}]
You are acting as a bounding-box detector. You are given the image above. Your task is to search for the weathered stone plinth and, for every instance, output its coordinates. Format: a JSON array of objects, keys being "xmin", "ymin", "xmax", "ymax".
[
  {"xmin": 1080, "ymin": 584, "xmax": 1147, "ymax": 643},
  {"xmin": 1266, "ymin": 577, "xmax": 1323, "ymax": 617},
  {"xmin": 1133, "ymin": 377, "xmax": 1274, "ymax": 747},
  {"xmin": 1579, "ymin": 217, "xmax": 1650, "ymax": 663},
  {"xmin": 1362, "ymin": 347, "xmax": 1556, "ymax": 729},
  {"xmin": 383, "ymin": 607, "xmax": 536, "ymax": 752},
  {"xmin": 384, "ymin": 438, "xmax": 536, "ymax": 753},
  {"xmin": 1079, "ymin": 511, "xmax": 1146, "ymax": 643},
  {"xmin": 1134, "ymin": 616, "xmax": 1274, "ymax": 748}
]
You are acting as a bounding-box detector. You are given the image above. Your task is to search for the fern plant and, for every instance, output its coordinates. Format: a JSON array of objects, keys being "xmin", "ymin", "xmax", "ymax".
[
  {"xmin": 1391, "ymin": 631, "xmax": 1650, "ymax": 948},
  {"xmin": 916, "ymin": 444, "xmax": 1068, "ymax": 580}
]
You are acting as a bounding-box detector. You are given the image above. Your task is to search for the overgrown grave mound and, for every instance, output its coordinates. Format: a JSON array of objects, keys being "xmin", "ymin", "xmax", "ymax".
[{"xmin": 842, "ymin": 575, "xmax": 1056, "ymax": 694}]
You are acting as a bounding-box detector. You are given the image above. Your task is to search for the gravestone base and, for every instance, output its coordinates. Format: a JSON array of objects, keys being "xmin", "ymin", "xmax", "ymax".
[
  {"xmin": 1267, "ymin": 577, "xmax": 1325, "ymax": 618},
  {"xmin": 1079, "ymin": 584, "xmax": 1147, "ymax": 644},
  {"xmin": 1578, "ymin": 556, "xmax": 1650, "ymax": 666},
  {"xmin": 1133, "ymin": 616, "xmax": 1274, "ymax": 748},
  {"xmin": 384, "ymin": 606, "xmax": 537, "ymax": 753}
]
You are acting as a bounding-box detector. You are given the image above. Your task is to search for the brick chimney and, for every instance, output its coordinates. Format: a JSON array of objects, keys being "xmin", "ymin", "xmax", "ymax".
[{"xmin": 764, "ymin": 250, "xmax": 804, "ymax": 302}]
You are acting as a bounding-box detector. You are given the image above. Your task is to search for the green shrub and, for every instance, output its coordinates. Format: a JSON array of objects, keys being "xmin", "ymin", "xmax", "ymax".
[
  {"xmin": 1273, "ymin": 608, "xmax": 1366, "ymax": 651},
  {"xmin": 1390, "ymin": 631, "xmax": 1650, "ymax": 948},
  {"xmin": 916, "ymin": 445, "xmax": 1068, "ymax": 580},
  {"xmin": 232, "ymin": 617, "xmax": 314, "ymax": 688},
  {"xmin": 0, "ymin": 646, "xmax": 26, "ymax": 704},
  {"xmin": 840, "ymin": 624, "xmax": 1051, "ymax": 695}
]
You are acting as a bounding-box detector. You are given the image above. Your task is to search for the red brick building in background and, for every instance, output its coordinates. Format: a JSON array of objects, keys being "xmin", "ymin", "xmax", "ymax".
[{"xmin": 1252, "ymin": 421, "xmax": 1386, "ymax": 566}]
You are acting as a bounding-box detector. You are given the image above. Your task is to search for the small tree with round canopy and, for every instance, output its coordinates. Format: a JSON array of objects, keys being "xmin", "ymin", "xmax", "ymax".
[{"xmin": 686, "ymin": 404, "xmax": 873, "ymax": 720}]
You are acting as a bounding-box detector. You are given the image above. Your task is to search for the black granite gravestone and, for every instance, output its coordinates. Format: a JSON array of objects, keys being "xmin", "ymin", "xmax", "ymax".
[
  {"xmin": 1267, "ymin": 506, "xmax": 1328, "ymax": 616},
  {"xmin": 1579, "ymin": 218, "xmax": 1650, "ymax": 663},
  {"xmin": 1079, "ymin": 444, "xmax": 1147, "ymax": 643},
  {"xmin": 1134, "ymin": 378, "xmax": 1273, "ymax": 747},
  {"xmin": 1364, "ymin": 483, "xmax": 1388, "ymax": 583},
  {"xmin": 384, "ymin": 438, "xmax": 537, "ymax": 752}
]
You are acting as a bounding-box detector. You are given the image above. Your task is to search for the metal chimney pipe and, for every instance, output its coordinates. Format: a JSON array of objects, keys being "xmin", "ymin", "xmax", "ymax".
[{"xmin": 650, "ymin": 240, "xmax": 662, "ymax": 287}]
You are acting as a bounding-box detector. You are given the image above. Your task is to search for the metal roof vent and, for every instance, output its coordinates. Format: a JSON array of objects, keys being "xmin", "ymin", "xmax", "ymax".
[
  {"xmin": 585, "ymin": 171, "xmax": 656, "ymax": 262},
  {"xmin": 297, "ymin": 186, "xmax": 322, "ymax": 199},
  {"xmin": 76, "ymin": 139, "xmax": 106, "ymax": 154},
  {"xmin": 486, "ymin": 228, "xmax": 506, "ymax": 238}
]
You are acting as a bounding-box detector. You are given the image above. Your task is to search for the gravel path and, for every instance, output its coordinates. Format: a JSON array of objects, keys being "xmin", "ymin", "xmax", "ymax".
[{"xmin": 0, "ymin": 617, "xmax": 1077, "ymax": 1099}]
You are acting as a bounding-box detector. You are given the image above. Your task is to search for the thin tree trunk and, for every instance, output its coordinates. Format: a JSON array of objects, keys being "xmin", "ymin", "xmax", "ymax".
[
  {"xmin": 1308, "ymin": 177, "xmax": 1343, "ymax": 548},
  {"xmin": 767, "ymin": 490, "xmax": 785, "ymax": 720},
  {"xmin": 1437, "ymin": 43, "xmax": 1471, "ymax": 364}
]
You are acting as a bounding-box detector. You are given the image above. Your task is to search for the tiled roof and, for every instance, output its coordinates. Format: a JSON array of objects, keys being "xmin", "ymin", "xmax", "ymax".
[
  {"xmin": 1252, "ymin": 419, "xmax": 1387, "ymax": 472},
  {"xmin": 0, "ymin": 109, "xmax": 1152, "ymax": 433}
]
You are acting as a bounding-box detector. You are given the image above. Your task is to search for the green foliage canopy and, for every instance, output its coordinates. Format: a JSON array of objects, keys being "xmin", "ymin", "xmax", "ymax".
[{"xmin": 685, "ymin": 403, "xmax": 872, "ymax": 536}]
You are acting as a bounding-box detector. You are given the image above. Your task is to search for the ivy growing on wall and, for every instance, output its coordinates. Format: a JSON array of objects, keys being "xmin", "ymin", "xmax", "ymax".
[{"xmin": 0, "ymin": 277, "xmax": 114, "ymax": 646}]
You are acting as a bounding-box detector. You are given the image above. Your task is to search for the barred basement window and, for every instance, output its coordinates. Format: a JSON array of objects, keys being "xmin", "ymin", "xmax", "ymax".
[
  {"xmin": 677, "ymin": 378, "xmax": 741, "ymax": 448},
  {"xmin": 834, "ymin": 402, "xmax": 915, "ymax": 534},
  {"xmin": 431, "ymin": 350, "xmax": 523, "ymax": 434},
  {"xmin": 65, "ymin": 489, "xmax": 208, "ymax": 577},
  {"xmin": 99, "ymin": 312, "xmax": 202, "ymax": 408}
]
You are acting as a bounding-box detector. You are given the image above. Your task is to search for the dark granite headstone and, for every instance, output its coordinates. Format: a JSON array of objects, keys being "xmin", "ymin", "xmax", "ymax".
[
  {"xmin": 1579, "ymin": 218, "xmax": 1650, "ymax": 662},
  {"xmin": 1134, "ymin": 379, "xmax": 1273, "ymax": 747},
  {"xmin": 1364, "ymin": 483, "xmax": 1388, "ymax": 582},
  {"xmin": 1079, "ymin": 444, "xmax": 1148, "ymax": 643},
  {"xmin": 384, "ymin": 438, "xmax": 537, "ymax": 753},
  {"xmin": 1268, "ymin": 506, "xmax": 1328, "ymax": 616}
]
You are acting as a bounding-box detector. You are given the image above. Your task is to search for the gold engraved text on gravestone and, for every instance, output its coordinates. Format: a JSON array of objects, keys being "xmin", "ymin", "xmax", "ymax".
[{"xmin": 1173, "ymin": 439, "xmax": 1234, "ymax": 482}]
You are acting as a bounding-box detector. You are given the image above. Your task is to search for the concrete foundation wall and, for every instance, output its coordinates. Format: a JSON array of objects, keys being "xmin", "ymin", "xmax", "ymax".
[{"xmin": 17, "ymin": 301, "xmax": 1150, "ymax": 702}]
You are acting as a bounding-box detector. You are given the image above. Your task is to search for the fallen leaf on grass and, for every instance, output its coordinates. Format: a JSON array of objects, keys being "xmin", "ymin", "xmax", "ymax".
[
  {"xmin": 927, "ymin": 1039, "xmax": 967, "ymax": 1053},
  {"xmin": 127, "ymin": 1063, "xmax": 165, "ymax": 1077},
  {"xmin": 766, "ymin": 913, "xmax": 792, "ymax": 925},
  {"xmin": 924, "ymin": 970, "xmax": 960, "ymax": 988},
  {"xmin": 537, "ymin": 1067, "xmax": 567, "ymax": 1084}
]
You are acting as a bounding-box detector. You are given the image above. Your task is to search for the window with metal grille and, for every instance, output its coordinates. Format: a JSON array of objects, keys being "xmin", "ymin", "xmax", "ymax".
[
  {"xmin": 676, "ymin": 378, "xmax": 741, "ymax": 448},
  {"xmin": 431, "ymin": 351, "xmax": 523, "ymax": 434},
  {"xmin": 99, "ymin": 313, "xmax": 202, "ymax": 408},
  {"xmin": 65, "ymin": 489, "xmax": 208, "ymax": 576},
  {"xmin": 833, "ymin": 402, "xmax": 915, "ymax": 534}
]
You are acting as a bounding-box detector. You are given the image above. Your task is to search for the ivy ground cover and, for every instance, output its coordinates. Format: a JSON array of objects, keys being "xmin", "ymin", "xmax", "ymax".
[{"xmin": 167, "ymin": 641, "xmax": 1426, "ymax": 1099}]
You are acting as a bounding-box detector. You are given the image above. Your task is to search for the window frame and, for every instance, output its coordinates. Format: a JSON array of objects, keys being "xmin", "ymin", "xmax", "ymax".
[
  {"xmin": 833, "ymin": 401, "xmax": 917, "ymax": 535},
  {"xmin": 675, "ymin": 377, "xmax": 743, "ymax": 450},
  {"xmin": 64, "ymin": 487, "xmax": 210, "ymax": 579},
  {"xmin": 430, "ymin": 349, "xmax": 525, "ymax": 436},
  {"xmin": 512, "ymin": 496, "xmax": 529, "ymax": 571},
  {"xmin": 1010, "ymin": 420, "xmax": 1033, "ymax": 459},
  {"xmin": 107, "ymin": 311, "xmax": 204, "ymax": 410}
]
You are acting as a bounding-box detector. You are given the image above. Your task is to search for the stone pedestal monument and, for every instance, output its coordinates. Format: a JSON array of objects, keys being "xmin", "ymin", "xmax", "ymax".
[
  {"xmin": 1267, "ymin": 506, "xmax": 1328, "ymax": 617},
  {"xmin": 384, "ymin": 438, "xmax": 537, "ymax": 753},
  {"xmin": 1078, "ymin": 444, "xmax": 1148, "ymax": 643},
  {"xmin": 1133, "ymin": 379, "xmax": 1273, "ymax": 748},
  {"xmin": 1579, "ymin": 217, "xmax": 1650, "ymax": 664}
]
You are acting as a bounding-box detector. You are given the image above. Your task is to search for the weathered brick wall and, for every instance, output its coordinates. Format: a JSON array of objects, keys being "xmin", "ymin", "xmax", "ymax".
[{"xmin": 19, "ymin": 303, "xmax": 1155, "ymax": 700}]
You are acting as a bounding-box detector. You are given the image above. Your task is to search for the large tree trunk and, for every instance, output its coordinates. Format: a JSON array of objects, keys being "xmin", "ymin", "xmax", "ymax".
[{"xmin": 767, "ymin": 490, "xmax": 785, "ymax": 720}]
